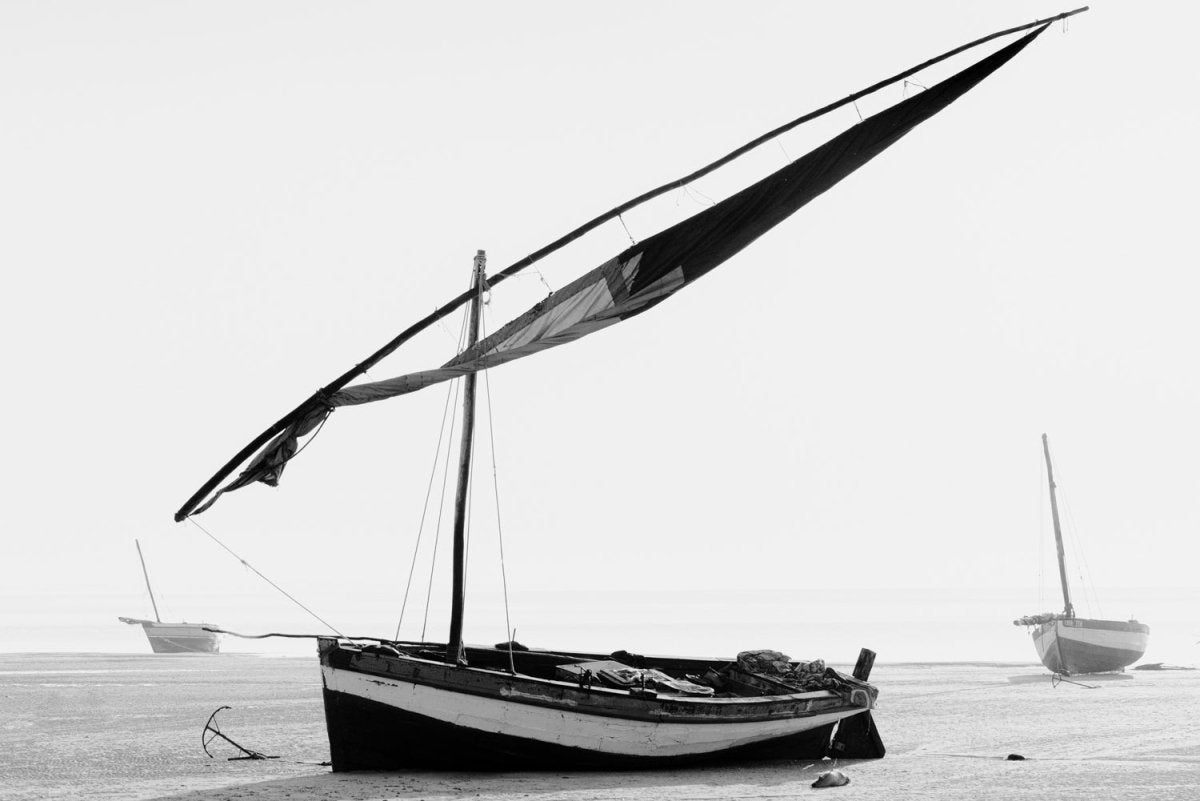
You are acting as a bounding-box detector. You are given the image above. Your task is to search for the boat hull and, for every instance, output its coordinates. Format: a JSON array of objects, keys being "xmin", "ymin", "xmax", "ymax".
[
  {"xmin": 318, "ymin": 641, "xmax": 877, "ymax": 771},
  {"xmin": 1032, "ymin": 618, "xmax": 1148, "ymax": 675},
  {"xmin": 120, "ymin": 618, "xmax": 221, "ymax": 654}
]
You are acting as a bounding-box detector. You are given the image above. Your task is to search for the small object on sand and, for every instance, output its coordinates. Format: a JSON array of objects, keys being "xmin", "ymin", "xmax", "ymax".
[
  {"xmin": 812, "ymin": 769, "xmax": 851, "ymax": 788},
  {"xmin": 1006, "ymin": 753, "xmax": 1026, "ymax": 761}
]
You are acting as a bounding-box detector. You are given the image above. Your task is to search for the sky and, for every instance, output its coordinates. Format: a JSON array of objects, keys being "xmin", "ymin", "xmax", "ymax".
[{"xmin": 1, "ymin": 1, "xmax": 1197, "ymax": 662}]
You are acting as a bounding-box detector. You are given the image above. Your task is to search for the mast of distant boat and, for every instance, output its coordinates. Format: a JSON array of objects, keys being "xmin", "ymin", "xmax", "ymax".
[
  {"xmin": 446, "ymin": 251, "xmax": 487, "ymax": 666},
  {"xmin": 1041, "ymin": 433, "xmax": 1074, "ymax": 619},
  {"xmin": 134, "ymin": 539, "xmax": 162, "ymax": 623}
]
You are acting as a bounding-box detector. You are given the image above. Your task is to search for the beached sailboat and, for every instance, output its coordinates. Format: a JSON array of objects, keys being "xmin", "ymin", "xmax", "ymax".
[
  {"xmin": 176, "ymin": 10, "xmax": 1086, "ymax": 770},
  {"xmin": 119, "ymin": 540, "xmax": 221, "ymax": 654},
  {"xmin": 1013, "ymin": 435, "xmax": 1149, "ymax": 675}
]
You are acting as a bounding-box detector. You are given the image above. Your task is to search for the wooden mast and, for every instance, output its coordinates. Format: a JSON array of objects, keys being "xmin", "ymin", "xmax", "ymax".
[
  {"xmin": 135, "ymin": 539, "xmax": 162, "ymax": 623},
  {"xmin": 447, "ymin": 250, "xmax": 486, "ymax": 665},
  {"xmin": 1041, "ymin": 433, "xmax": 1074, "ymax": 618}
]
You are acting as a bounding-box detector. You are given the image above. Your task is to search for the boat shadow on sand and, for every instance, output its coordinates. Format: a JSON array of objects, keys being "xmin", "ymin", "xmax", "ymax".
[{"xmin": 153, "ymin": 758, "xmax": 875, "ymax": 801}]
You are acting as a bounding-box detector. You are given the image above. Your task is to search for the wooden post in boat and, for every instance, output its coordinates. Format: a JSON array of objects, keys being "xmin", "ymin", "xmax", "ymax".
[
  {"xmin": 135, "ymin": 539, "xmax": 162, "ymax": 623},
  {"xmin": 830, "ymin": 648, "xmax": 885, "ymax": 760},
  {"xmin": 853, "ymin": 648, "xmax": 876, "ymax": 681},
  {"xmin": 1042, "ymin": 433, "xmax": 1074, "ymax": 618},
  {"xmin": 447, "ymin": 251, "xmax": 487, "ymax": 665}
]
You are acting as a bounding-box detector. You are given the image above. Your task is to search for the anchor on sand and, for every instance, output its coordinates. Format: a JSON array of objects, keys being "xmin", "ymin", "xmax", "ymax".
[{"xmin": 201, "ymin": 706, "xmax": 279, "ymax": 761}]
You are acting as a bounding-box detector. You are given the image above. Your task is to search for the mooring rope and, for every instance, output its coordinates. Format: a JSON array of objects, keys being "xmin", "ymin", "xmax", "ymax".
[
  {"xmin": 185, "ymin": 516, "xmax": 345, "ymax": 637},
  {"xmin": 200, "ymin": 626, "xmax": 417, "ymax": 643}
]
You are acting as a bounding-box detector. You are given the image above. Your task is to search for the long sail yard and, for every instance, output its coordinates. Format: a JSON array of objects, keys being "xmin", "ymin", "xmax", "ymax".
[{"xmin": 176, "ymin": 7, "xmax": 1089, "ymax": 521}]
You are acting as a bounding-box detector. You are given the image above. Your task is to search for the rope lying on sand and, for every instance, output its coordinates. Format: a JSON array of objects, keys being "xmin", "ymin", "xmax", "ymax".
[{"xmin": 201, "ymin": 626, "xmax": 419, "ymax": 645}]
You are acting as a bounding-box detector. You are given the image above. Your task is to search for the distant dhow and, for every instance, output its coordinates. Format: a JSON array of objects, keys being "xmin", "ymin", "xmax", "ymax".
[
  {"xmin": 119, "ymin": 617, "xmax": 221, "ymax": 654},
  {"xmin": 120, "ymin": 540, "xmax": 220, "ymax": 654},
  {"xmin": 1013, "ymin": 435, "xmax": 1148, "ymax": 675}
]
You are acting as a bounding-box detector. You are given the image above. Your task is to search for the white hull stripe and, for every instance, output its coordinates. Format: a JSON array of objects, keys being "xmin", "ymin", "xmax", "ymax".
[{"xmin": 322, "ymin": 665, "xmax": 861, "ymax": 758}]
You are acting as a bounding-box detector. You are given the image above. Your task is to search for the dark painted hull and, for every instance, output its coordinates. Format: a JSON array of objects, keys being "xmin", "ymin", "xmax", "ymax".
[
  {"xmin": 317, "ymin": 639, "xmax": 881, "ymax": 771},
  {"xmin": 1032, "ymin": 618, "xmax": 1149, "ymax": 675},
  {"xmin": 323, "ymin": 686, "xmax": 838, "ymax": 770}
]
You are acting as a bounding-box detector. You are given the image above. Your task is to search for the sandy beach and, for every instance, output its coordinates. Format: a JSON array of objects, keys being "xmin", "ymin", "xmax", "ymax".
[
  {"xmin": 2, "ymin": 654, "xmax": 1197, "ymax": 800},
  {"xmin": 4, "ymin": 1, "xmax": 1199, "ymax": 798}
]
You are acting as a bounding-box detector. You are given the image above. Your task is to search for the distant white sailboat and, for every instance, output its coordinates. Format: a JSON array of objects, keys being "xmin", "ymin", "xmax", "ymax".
[
  {"xmin": 119, "ymin": 540, "xmax": 220, "ymax": 654},
  {"xmin": 1013, "ymin": 435, "xmax": 1149, "ymax": 674}
]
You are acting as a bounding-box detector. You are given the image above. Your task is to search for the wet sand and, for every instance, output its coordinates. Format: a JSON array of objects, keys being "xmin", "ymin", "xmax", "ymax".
[{"xmin": 1, "ymin": 655, "xmax": 1197, "ymax": 800}]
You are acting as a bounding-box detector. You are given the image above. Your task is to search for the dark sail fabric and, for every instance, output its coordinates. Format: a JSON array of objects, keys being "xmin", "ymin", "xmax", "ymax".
[
  {"xmin": 191, "ymin": 403, "xmax": 329, "ymax": 515},
  {"xmin": 330, "ymin": 27, "xmax": 1043, "ymax": 408},
  {"xmin": 194, "ymin": 27, "xmax": 1044, "ymax": 514}
]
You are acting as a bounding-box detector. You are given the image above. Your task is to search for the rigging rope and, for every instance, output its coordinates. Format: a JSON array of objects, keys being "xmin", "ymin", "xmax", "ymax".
[
  {"xmin": 533, "ymin": 266, "xmax": 554, "ymax": 296},
  {"xmin": 285, "ymin": 412, "xmax": 330, "ymax": 464},
  {"xmin": 184, "ymin": 516, "xmax": 345, "ymax": 637},
  {"xmin": 1060, "ymin": 488, "xmax": 1104, "ymax": 619},
  {"xmin": 683, "ymin": 184, "xmax": 717, "ymax": 208},
  {"xmin": 395, "ymin": 359, "xmax": 461, "ymax": 640},
  {"xmin": 1037, "ymin": 448, "xmax": 1046, "ymax": 608},
  {"xmin": 618, "ymin": 214, "xmax": 637, "ymax": 246},
  {"xmin": 403, "ymin": 287, "xmax": 513, "ymax": 647},
  {"xmin": 480, "ymin": 311, "xmax": 515, "ymax": 650},
  {"xmin": 419, "ymin": 401, "xmax": 458, "ymax": 643},
  {"xmin": 420, "ymin": 301, "xmax": 470, "ymax": 642}
]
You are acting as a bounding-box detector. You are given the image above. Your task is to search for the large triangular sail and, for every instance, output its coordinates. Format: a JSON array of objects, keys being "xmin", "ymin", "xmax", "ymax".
[{"xmin": 177, "ymin": 16, "xmax": 1079, "ymax": 520}]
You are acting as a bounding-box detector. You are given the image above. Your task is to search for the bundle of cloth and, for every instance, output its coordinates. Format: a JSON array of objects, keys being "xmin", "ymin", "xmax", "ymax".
[{"xmin": 734, "ymin": 649, "xmax": 846, "ymax": 693}]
